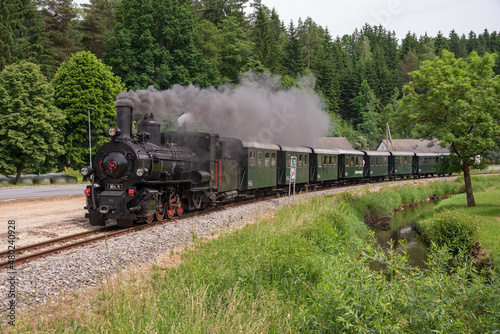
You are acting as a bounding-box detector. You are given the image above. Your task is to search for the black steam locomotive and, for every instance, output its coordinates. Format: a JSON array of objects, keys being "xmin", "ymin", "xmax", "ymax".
[{"xmin": 81, "ymin": 105, "xmax": 448, "ymax": 227}]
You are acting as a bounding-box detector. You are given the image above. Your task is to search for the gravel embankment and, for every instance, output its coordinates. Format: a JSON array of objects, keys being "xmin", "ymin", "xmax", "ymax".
[{"xmin": 0, "ymin": 178, "xmax": 454, "ymax": 313}]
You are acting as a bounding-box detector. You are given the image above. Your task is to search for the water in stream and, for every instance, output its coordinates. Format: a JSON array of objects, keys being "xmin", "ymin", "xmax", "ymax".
[{"xmin": 371, "ymin": 202, "xmax": 435, "ymax": 269}]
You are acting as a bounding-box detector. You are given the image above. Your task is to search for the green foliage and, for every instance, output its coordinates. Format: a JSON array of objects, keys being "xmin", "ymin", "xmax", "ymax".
[
  {"xmin": 80, "ymin": 0, "xmax": 120, "ymax": 58},
  {"xmin": 0, "ymin": 0, "xmax": 46, "ymax": 72},
  {"xmin": 400, "ymin": 50, "xmax": 500, "ymax": 206},
  {"xmin": 301, "ymin": 242, "xmax": 500, "ymax": 333},
  {"xmin": 103, "ymin": 0, "xmax": 220, "ymax": 90},
  {"xmin": 0, "ymin": 62, "xmax": 66, "ymax": 182},
  {"xmin": 52, "ymin": 51, "xmax": 125, "ymax": 169},
  {"xmin": 39, "ymin": 0, "xmax": 80, "ymax": 78},
  {"xmin": 418, "ymin": 209, "xmax": 481, "ymax": 254}
]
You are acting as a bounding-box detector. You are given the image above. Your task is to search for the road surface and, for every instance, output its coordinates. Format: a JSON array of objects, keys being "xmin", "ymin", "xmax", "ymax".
[{"xmin": 0, "ymin": 184, "xmax": 87, "ymax": 200}]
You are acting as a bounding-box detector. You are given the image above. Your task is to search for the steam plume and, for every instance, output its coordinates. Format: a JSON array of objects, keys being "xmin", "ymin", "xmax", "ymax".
[{"xmin": 116, "ymin": 72, "xmax": 331, "ymax": 146}]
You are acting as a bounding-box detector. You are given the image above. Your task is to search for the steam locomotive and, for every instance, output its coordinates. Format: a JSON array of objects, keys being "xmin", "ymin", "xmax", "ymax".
[{"xmin": 81, "ymin": 105, "xmax": 448, "ymax": 227}]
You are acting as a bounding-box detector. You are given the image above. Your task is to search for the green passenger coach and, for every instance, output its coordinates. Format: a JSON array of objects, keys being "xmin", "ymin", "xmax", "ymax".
[
  {"xmin": 361, "ymin": 150, "xmax": 390, "ymax": 181},
  {"xmin": 338, "ymin": 149, "xmax": 364, "ymax": 182},
  {"xmin": 223, "ymin": 138, "xmax": 279, "ymax": 191},
  {"xmin": 310, "ymin": 148, "xmax": 340, "ymax": 185},
  {"xmin": 389, "ymin": 151, "xmax": 414, "ymax": 179},
  {"xmin": 277, "ymin": 146, "xmax": 312, "ymax": 186}
]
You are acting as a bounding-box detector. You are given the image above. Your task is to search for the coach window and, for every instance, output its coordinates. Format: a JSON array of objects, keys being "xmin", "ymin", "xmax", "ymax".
[
  {"xmin": 329, "ymin": 156, "xmax": 332, "ymax": 165},
  {"xmin": 318, "ymin": 156, "xmax": 322, "ymax": 167},
  {"xmin": 249, "ymin": 151, "xmax": 256, "ymax": 168},
  {"xmin": 351, "ymin": 155, "xmax": 355, "ymax": 167},
  {"xmin": 334, "ymin": 156, "xmax": 337, "ymax": 166},
  {"xmin": 264, "ymin": 152, "xmax": 270, "ymax": 168},
  {"xmin": 324, "ymin": 156, "xmax": 328, "ymax": 166},
  {"xmin": 346, "ymin": 156, "xmax": 349, "ymax": 166},
  {"xmin": 258, "ymin": 151, "xmax": 263, "ymax": 168},
  {"xmin": 287, "ymin": 154, "xmax": 291, "ymax": 167},
  {"xmin": 271, "ymin": 153, "xmax": 276, "ymax": 168},
  {"xmin": 305, "ymin": 155, "xmax": 308, "ymax": 167},
  {"xmin": 299, "ymin": 155, "xmax": 303, "ymax": 168},
  {"xmin": 371, "ymin": 158, "xmax": 374, "ymax": 167}
]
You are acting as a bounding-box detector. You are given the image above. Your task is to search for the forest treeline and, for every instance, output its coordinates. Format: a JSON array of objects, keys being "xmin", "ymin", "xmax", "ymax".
[{"xmin": 1, "ymin": 0, "xmax": 499, "ymax": 153}]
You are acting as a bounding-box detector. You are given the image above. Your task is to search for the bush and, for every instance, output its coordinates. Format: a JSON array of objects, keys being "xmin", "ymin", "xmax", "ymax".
[{"xmin": 419, "ymin": 209, "xmax": 481, "ymax": 254}]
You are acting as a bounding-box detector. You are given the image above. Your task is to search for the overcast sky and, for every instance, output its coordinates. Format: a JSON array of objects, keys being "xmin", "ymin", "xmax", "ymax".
[
  {"xmin": 75, "ymin": 0, "xmax": 499, "ymax": 42},
  {"xmin": 260, "ymin": 0, "xmax": 499, "ymax": 40}
]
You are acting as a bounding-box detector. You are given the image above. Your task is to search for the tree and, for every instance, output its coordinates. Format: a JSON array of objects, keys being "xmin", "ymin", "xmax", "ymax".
[
  {"xmin": 80, "ymin": 0, "xmax": 119, "ymax": 58},
  {"xmin": 0, "ymin": 62, "xmax": 66, "ymax": 183},
  {"xmin": 103, "ymin": 0, "xmax": 220, "ymax": 90},
  {"xmin": 400, "ymin": 50, "xmax": 500, "ymax": 206},
  {"xmin": 39, "ymin": 0, "xmax": 80, "ymax": 77},
  {"xmin": 217, "ymin": 15, "xmax": 256, "ymax": 82},
  {"xmin": 0, "ymin": 0, "xmax": 45, "ymax": 71},
  {"xmin": 52, "ymin": 51, "xmax": 125, "ymax": 169}
]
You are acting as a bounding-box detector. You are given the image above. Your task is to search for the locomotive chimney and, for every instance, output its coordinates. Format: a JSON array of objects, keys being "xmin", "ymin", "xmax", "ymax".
[{"xmin": 115, "ymin": 105, "xmax": 133, "ymax": 141}]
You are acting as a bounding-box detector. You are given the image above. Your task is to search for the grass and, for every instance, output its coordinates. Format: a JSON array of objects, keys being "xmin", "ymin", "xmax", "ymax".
[
  {"xmin": 2, "ymin": 178, "xmax": 499, "ymax": 333},
  {"xmin": 423, "ymin": 175, "xmax": 500, "ymax": 263}
]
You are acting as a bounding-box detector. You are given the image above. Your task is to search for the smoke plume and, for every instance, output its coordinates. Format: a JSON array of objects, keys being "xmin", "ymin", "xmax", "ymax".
[{"xmin": 115, "ymin": 72, "xmax": 331, "ymax": 146}]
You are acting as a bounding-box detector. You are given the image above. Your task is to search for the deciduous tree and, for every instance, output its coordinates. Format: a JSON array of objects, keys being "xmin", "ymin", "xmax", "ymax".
[
  {"xmin": 400, "ymin": 50, "xmax": 500, "ymax": 206},
  {"xmin": 52, "ymin": 51, "xmax": 125, "ymax": 169},
  {"xmin": 0, "ymin": 62, "xmax": 66, "ymax": 183}
]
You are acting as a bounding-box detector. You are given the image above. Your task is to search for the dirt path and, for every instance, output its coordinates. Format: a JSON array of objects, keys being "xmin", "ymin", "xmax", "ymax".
[{"xmin": 0, "ymin": 195, "xmax": 96, "ymax": 250}]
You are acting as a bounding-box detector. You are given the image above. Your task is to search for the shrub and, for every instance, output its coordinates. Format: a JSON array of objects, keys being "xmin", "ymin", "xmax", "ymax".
[{"xmin": 419, "ymin": 209, "xmax": 481, "ymax": 254}]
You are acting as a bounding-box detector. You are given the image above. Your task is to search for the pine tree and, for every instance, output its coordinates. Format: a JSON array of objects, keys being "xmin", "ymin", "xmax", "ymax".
[
  {"xmin": 282, "ymin": 21, "xmax": 304, "ymax": 77},
  {"xmin": 103, "ymin": 0, "xmax": 220, "ymax": 89},
  {"xmin": 39, "ymin": 0, "xmax": 79, "ymax": 77},
  {"xmin": 80, "ymin": 0, "xmax": 119, "ymax": 58}
]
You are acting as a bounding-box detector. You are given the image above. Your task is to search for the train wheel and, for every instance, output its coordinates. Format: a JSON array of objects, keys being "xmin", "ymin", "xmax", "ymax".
[
  {"xmin": 176, "ymin": 199, "xmax": 184, "ymax": 216},
  {"xmin": 156, "ymin": 205, "xmax": 165, "ymax": 221},
  {"xmin": 145, "ymin": 214, "xmax": 155, "ymax": 224},
  {"xmin": 166, "ymin": 204, "xmax": 175, "ymax": 219},
  {"xmin": 192, "ymin": 192, "xmax": 203, "ymax": 210}
]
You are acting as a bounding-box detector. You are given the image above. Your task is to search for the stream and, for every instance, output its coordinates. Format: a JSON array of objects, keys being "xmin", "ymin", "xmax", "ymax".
[{"xmin": 371, "ymin": 201, "xmax": 435, "ymax": 269}]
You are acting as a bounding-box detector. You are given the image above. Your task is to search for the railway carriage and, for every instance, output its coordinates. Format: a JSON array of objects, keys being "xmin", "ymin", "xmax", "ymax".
[
  {"xmin": 414, "ymin": 152, "xmax": 439, "ymax": 177},
  {"xmin": 338, "ymin": 149, "xmax": 365, "ymax": 183},
  {"xmin": 389, "ymin": 151, "xmax": 414, "ymax": 179},
  {"xmin": 222, "ymin": 138, "xmax": 279, "ymax": 193},
  {"xmin": 277, "ymin": 146, "xmax": 312, "ymax": 186},
  {"xmin": 310, "ymin": 148, "xmax": 340, "ymax": 186},
  {"xmin": 361, "ymin": 150, "xmax": 390, "ymax": 181}
]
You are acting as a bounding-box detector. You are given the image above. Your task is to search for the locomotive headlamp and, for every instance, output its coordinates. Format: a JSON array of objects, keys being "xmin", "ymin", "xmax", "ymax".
[
  {"xmin": 136, "ymin": 167, "xmax": 149, "ymax": 177},
  {"xmin": 80, "ymin": 166, "xmax": 93, "ymax": 177},
  {"xmin": 108, "ymin": 127, "xmax": 121, "ymax": 137}
]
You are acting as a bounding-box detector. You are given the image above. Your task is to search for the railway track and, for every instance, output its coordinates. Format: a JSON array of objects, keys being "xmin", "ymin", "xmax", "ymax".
[
  {"xmin": 0, "ymin": 174, "xmax": 463, "ymax": 270},
  {"xmin": 0, "ymin": 196, "xmax": 264, "ymax": 270}
]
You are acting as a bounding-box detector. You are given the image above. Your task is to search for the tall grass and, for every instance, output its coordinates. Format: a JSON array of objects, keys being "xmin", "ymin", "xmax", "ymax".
[{"xmin": 4, "ymin": 178, "xmax": 499, "ymax": 333}]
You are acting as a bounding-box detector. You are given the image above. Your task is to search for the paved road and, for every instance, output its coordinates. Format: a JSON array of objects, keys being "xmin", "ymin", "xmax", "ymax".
[{"xmin": 0, "ymin": 184, "xmax": 87, "ymax": 200}]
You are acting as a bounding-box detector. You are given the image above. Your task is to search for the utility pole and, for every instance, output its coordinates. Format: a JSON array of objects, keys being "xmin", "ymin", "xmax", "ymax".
[{"xmin": 87, "ymin": 107, "xmax": 95, "ymax": 168}]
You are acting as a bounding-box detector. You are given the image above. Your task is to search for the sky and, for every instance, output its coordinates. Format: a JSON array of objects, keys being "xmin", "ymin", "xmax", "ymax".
[
  {"xmin": 74, "ymin": 0, "xmax": 499, "ymax": 42},
  {"xmin": 259, "ymin": 0, "xmax": 499, "ymax": 41}
]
